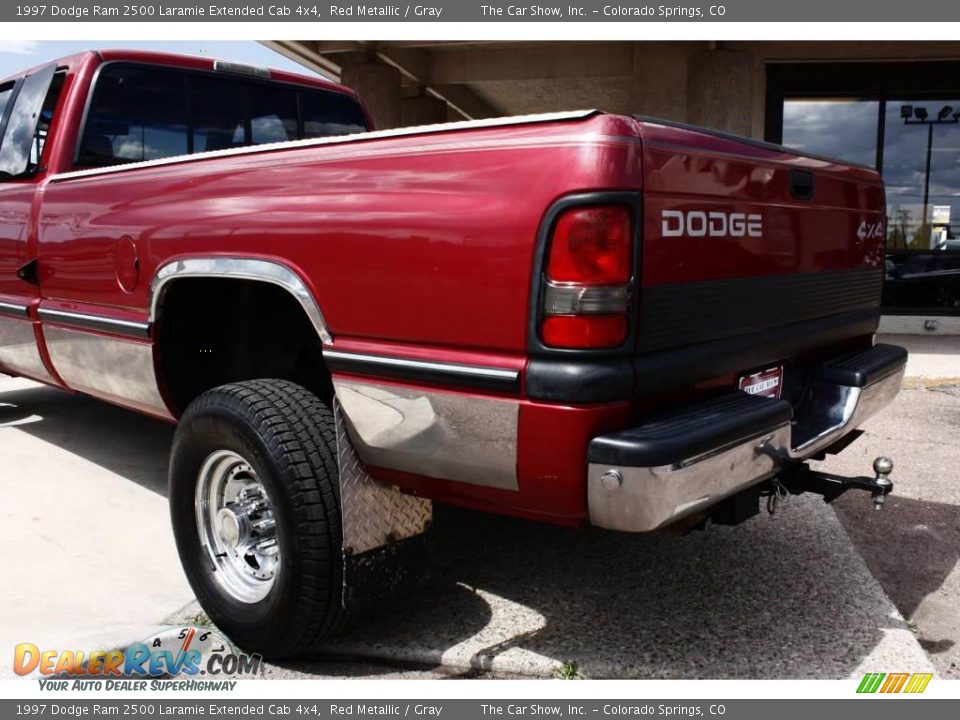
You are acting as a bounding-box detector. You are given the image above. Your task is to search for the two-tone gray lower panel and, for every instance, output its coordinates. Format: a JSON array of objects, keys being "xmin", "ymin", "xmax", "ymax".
[
  {"xmin": 37, "ymin": 307, "xmax": 151, "ymax": 338},
  {"xmin": 0, "ymin": 315, "xmax": 56, "ymax": 383},
  {"xmin": 42, "ymin": 326, "xmax": 170, "ymax": 418},
  {"xmin": 333, "ymin": 378, "xmax": 519, "ymax": 491}
]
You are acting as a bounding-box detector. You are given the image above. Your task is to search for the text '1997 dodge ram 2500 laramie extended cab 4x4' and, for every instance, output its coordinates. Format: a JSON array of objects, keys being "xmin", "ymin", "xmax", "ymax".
[{"xmin": 0, "ymin": 50, "xmax": 907, "ymax": 658}]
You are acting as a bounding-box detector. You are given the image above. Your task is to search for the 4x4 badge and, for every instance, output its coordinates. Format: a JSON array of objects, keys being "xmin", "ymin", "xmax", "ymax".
[{"xmin": 857, "ymin": 220, "xmax": 884, "ymax": 240}]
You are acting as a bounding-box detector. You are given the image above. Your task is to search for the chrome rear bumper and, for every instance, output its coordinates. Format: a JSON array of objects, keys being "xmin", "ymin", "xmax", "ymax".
[{"xmin": 587, "ymin": 344, "xmax": 906, "ymax": 532}]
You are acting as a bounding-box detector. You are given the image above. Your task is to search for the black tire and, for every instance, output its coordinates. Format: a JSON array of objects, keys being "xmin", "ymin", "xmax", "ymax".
[{"xmin": 169, "ymin": 379, "xmax": 349, "ymax": 659}]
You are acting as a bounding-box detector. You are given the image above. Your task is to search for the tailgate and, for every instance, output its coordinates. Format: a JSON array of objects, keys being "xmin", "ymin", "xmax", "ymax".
[{"xmin": 631, "ymin": 118, "xmax": 886, "ymax": 393}]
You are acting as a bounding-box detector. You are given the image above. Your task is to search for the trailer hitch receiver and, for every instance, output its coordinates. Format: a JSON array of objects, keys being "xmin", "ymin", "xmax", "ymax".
[{"xmin": 779, "ymin": 456, "xmax": 895, "ymax": 510}]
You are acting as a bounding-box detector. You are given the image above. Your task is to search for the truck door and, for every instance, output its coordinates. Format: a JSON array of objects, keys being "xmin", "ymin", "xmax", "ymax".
[{"xmin": 0, "ymin": 63, "xmax": 60, "ymax": 383}]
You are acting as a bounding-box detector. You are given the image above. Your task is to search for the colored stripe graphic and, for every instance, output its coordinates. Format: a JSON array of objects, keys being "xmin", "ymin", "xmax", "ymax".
[
  {"xmin": 880, "ymin": 673, "xmax": 908, "ymax": 693},
  {"xmin": 857, "ymin": 672, "xmax": 932, "ymax": 694},
  {"xmin": 859, "ymin": 673, "xmax": 885, "ymax": 693},
  {"xmin": 904, "ymin": 673, "xmax": 933, "ymax": 694}
]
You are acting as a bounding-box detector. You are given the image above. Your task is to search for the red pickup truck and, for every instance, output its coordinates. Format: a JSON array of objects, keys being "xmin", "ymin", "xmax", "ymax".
[{"xmin": 0, "ymin": 50, "xmax": 906, "ymax": 658}]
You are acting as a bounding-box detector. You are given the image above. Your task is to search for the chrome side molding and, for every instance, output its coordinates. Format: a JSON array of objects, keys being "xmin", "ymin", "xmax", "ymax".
[
  {"xmin": 151, "ymin": 257, "xmax": 332, "ymax": 344},
  {"xmin": 0, "ymin": 301, "xmax": 29, "ymax": 318},
  {"xmin": 324, "ymin": 349, "xmax": 520, "ymax": 394},
  {"xmin": 37, "ymin": 307, "xmax": 151, "ymax": 338}
]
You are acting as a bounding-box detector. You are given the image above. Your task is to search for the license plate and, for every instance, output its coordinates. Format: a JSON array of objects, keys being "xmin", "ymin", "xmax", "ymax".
[{"xmin": 738, "ymin": 366, "xmax": 783, "ymax": 399}]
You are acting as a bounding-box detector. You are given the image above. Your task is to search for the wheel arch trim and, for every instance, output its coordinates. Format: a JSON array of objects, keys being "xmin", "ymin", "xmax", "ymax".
[{"xmin": 150, "ymin": 256, "xmax": 333, "ymax": 344}]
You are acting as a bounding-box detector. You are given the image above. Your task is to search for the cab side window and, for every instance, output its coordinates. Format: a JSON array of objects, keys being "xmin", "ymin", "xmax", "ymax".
[
  {"xmin": 189, "ymin": 74, "xmax": 248, "ymax": 153},
  {"xmin": 249, "ymin": 83, "xmax": 299, "ymax": 144},
  {"xmin": 77, "ymin": 66, "xmax": 188, "ymax": 166},
  {"xmin": 301, "ymin": 90, "xmax": 368, "ymax": 138},
  {"xmin": 77, "ymin": 64, "xmax": 369, "ymax": 168}
]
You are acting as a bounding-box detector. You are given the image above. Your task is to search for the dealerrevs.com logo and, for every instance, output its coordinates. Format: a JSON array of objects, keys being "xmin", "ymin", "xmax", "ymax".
[
  {"xmin": 857, "ymin": 672, "xmax": 933, "ymax": 694},
  {"xmin": 15, "ymin": 626, "xmax": 261, "ymax": 690}
]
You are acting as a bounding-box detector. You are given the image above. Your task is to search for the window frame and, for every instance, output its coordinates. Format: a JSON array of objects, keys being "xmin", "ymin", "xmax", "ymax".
[{"xmin": 73, "ymin": 60, "xmax": 368, "ymax": 169}]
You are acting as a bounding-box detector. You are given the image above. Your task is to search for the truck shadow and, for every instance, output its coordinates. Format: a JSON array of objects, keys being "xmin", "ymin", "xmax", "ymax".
[
  {"xmin": 316, "ymin": 498, "xmax": 946, "ymax": 679},
  {"xmin": 835, "ymin": 492, "xmax": 960, "ymax": 658},
  {"xmin": 2, "ymin": 379, "xmax": 946, "ymax": 679},
  {"xmin": 0, "ymin": 382, "xmax": 173, "ymax": 496}
]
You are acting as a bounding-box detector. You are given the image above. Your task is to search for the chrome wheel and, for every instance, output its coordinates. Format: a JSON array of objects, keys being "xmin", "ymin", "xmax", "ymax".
[{"xmin": 195, "ymin": 450, "xmax": 280, "ymax": 603}]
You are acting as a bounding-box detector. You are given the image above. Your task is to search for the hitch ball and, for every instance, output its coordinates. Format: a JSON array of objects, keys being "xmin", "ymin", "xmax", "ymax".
[{"xmin": 872, "ymin": 456, "xmax": 894, "ymax": 510}]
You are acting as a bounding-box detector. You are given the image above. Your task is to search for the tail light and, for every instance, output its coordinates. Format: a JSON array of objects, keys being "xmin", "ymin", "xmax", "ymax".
[{"xmin": 540, "ymin": 205, "xmax": 633, "ymax": 349}]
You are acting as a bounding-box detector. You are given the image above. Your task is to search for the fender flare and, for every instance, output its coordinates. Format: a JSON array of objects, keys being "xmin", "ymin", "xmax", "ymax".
[{"xmin": 149, "ymin": 257, "xmax": 333, "ymax": 344}]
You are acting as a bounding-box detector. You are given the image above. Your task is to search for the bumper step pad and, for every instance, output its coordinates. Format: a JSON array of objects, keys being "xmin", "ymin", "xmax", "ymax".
[{"xmin": 589, "ymin": 392, "xmax": 792, "ymax": 469}]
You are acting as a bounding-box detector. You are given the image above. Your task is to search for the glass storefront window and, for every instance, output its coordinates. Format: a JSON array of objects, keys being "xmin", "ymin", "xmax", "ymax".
[
  {"xmin": 883, "ymin": 100, "xmax": 960, "ymax": 312},
  {"xmin": 884, "ymin": 100, "xmax": 960, "ymax": 251},
  {"xmin": 782, "ymin": 100, "xmax": 879, "ymax": 169},
  {"xmin": 781, "ymin": 95, "xmax": 960, "ymax": 314}
]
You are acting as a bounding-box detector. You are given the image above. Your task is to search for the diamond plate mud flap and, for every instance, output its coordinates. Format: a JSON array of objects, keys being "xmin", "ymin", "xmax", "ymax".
[{"xmin": 334, "ymin": 398, "xmax": 432, "ymax": 609}]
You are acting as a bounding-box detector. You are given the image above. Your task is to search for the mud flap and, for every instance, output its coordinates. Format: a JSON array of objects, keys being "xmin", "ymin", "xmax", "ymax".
[{"xmin": 333, "ymin": 398, "xmax": 433, "ymax": 610}]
